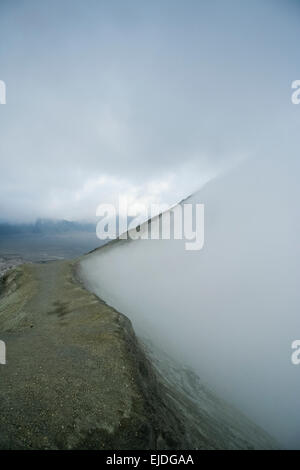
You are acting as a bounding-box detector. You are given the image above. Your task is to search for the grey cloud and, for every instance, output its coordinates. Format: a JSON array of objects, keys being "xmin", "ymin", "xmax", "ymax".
[{"xmin": 0, "ymin": 0, "xmax": 299, "ymax": 222}]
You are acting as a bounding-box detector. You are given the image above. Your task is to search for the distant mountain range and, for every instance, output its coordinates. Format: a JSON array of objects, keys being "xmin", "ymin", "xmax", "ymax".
[{"xmin": 0, "ymin": 218, "xmax": 96, "ymax": 235}]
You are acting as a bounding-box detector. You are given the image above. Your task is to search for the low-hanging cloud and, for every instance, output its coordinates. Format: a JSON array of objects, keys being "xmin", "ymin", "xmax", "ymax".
[{"xmin": 81, "ymin": 152, "xmax": 300, "ymax": 449}]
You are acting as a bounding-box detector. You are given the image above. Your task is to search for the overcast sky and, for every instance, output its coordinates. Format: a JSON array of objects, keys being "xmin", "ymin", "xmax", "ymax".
[{"xmin": 0, "ymin": 0, "xmax": 299, "ymax": 222}]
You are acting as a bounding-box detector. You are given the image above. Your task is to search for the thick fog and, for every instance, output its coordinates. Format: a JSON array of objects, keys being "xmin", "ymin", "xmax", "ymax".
[{"xmin": 80, "ymin": 153, "xmax": 300, "ymax": 449}]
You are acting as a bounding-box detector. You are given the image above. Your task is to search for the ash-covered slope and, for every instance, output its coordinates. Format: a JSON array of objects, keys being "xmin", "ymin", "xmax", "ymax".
[
  {"xmin": 0, "ymin": 260, "xmax": 277, "ymax": 449},
  {"xmin": 80, "ymin": 155, "xmax": 300, "ymax": 449}
]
